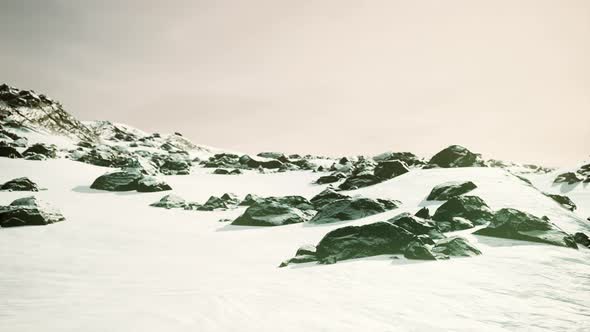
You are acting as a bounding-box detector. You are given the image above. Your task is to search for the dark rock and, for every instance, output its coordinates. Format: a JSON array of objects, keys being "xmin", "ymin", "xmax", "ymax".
[
  {"xmin": 388, "ymin": 212, "xmax": 444, "ymax": 239},
  {"xmin": 229, "ymin": 169, "xmax": 242, "ymax": 175},
  {"xmin": 257, "ymin": 152, "xmax": 285, "ymax": 159},
  {"xmin": 574, "ymin": 232, "xmax": 589, "ymax": 247},
  {"xmin": 198, "ymin": 196, "xmax": 230, "ymax": 211},
  {"xmin": 239, "ymin": 155, "xmax": 283, "ymax": 169},
  {"xmin": 315, "ymin": 172, "xmax": 346, "ymax": 184},
  {"xmin": 157, "ymin": 154, "xmax": 191, "ymax": 175},
  {"xmin": 268, "ymin": 196, "xmax": 315, "ymax": 211},
  {"xmin": 404, "ymin": 241, "xmax": 437, "ymax": 260},
  {"xmin": 150, "ymin": 194, "xmax": 194, "ymax": 209},
  {"xmin": 0, "ymin": 196, "xmax": 65, "ymax": 227},
  {"xmin": 213, "ymin": 168, "xmax": 230, "ymax": 175},
  {"xmin": 0, "ymin": 145, "xmax": 22, "ymax": 158},
  {"xmin": 426, "ymin": 181, "xmax": 477, "ymax": 201},
  {"xmin": 427, "ymin": 145, "xmax": 485, "ymax": 168},
  {"xmin": 295, "ymin": 244, "xmax": 317, "ymax": 256},
  {"xmin": 232, "ymin": 200, "xmax": 311, "ymax": 226},
  {"xmin": 544, "ymin": 193, "xmax": 577, "ymax": 211},
  {"xmin": 220, "ymin": 193, "xmax": 240, "ymax": 205},
  {"xmin": 373, "ymin": 151, "xmax": 425, "ymax": 167},
  {"xmin": 308, "ymin": 197, "xmax": 399, "ymax": 224},
  {"xmin": 373, "ymin": 160, "xmax": 410, "ymax": 180},
  {"xmin": 90, "ymin": 170, "xmax": 143, "ymax": 191},
  {"xmin": 432, "ymin": 195, "xmax": 493, "ymax": 229},
  {"xmin": 474, "ymin": 208, "xmax": 578, "ymax": 248},
  {"xmin": 136, "ymin": 176, "xmax": 172, "ymax": 192},
  {"xmin": 239, "ymin": 193, "xmax": 264, "ymax": 206},
  {"xmin": 431, "ymin": 236, "xmax": 482, "ymax": 257},
  {"xmin": 24, "ymin": 153, "xmax": 46, "ymax": 161},
  {"xmin": 553, "ymin": 172, "xmax": 583, "ymax": 185},
  {"xmin": 0, "ymin": 177, "xmax": 39, "ymax": 191},
  {"xmin": 23, "ymin": 143, "xmax": 56, "ymax": 158},
  {"xmin": 309, "ymin": 188, "xmax": 350, "ymax": 209},
  {"xmin": 414, "ymin": 207, "xmax": 430, "ymax": 219},
  {"xmin": 315, "ymin": 222, "xmax": 415, "ymax": 263},
  {"xmin": 338, "ymin": 173, "xmax": 382, "ymax": 190}
]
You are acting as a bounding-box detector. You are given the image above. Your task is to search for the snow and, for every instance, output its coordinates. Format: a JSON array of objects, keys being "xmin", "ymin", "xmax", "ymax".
[{"xmin": 1, "ymin": 158, "xmax": 589, "ymax": 332}]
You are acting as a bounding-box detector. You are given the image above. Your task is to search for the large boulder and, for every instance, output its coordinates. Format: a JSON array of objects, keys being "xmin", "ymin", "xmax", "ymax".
[
  {"xmin": 308, "ymin": 197, "xmax": 399, "ymax": 225},
  {"xmin": 426, "ymin": 181, "xmax": 477, "ymax": 201},
  {"xmin": 0, "ymin": 177, "xmax": 39, "ymax": 191},
  {"xmin": 310, "ymin": 188, "xmax": 350, "ymax": 209},
  {"xmin": 373, "ymin": 160, "xmax": 409, "ymax": 180},
  {"xmin": 544, "ymin": 193, "xmax": 577, "ymax": 211},
  {"xmin": 0, "ymin": 145, "xmax": 22, "ymax": 158},
  {"xmin": 90, "ymin": 170, "xmax": 143, "ymax": 191},
  {"xmin": 427, "ymin": 145, "xmax": 484, "ymax": 168},
  {"xmin": 315, "ymin": 222, "xmax": 415, "ymax": 263},
  {"xmin": 338, "ymin": 173, "xmax": 382, "ymax": 190},
  {"xmin": 23, "ymin": 143, "xmax": 57, "ymax": 158},
  {"xmin": 388, "ymin": 212, "xmax": 444, "ymax": 239},
  {"xmin": 474, "ymin": 208, "xmax": 578, "ymax": 248},
  {"xmin": 0, "ymin": 196, "xmax": 65, "ymax": 227},
  {"xmin": 315, "ymin": 172, "xmax": 346, "ymax": 184},
  {"xmin": 231, "ymin": 200, "xmax": 311, "ymax": 226},
  {"xmin": 574, "ymin": 232, "xmax": 590, "ymax": 247},
  {"xmin": 432, "ymin": 195, "xmax": 493, "ymax": 231},
  {"xmin": 136, "ymin": 176, "xmax": 172, "ymax": 192}
]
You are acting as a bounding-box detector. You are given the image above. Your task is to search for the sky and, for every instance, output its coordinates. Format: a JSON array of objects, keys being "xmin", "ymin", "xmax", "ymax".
[{"xmin": 1, "ymin": 0, "xmax": 589, "ymax": 166}]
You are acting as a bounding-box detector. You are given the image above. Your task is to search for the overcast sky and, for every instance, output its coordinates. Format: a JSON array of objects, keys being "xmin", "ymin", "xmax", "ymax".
[{"xmin": 1, "ymin": 0, "xmax": 589, "ymax": 166}]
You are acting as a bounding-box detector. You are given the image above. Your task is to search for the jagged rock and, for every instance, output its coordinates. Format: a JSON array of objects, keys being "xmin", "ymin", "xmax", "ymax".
[
  {"xmin": 315, "ymin": 222, "xmax": 415, "ymax": 263},
  {"xmin": 308, "ymin": 197, "xmax": 399, "ymax": 224},
  {"xmin": 220, "ymin": 193, "xmax": 240, "ymax": 205},
  {"xmin": 427, "ymin": 145, "xmax": 485, "ymax": 168},
  {"xmin": 373, "ymin": 160, "xmax": 410, "ymax": 180},
  {"xmin": 373, "ymin": 151, "xmax": 424, "ymax": 167},
  {"xmin": 432, "ymin": 195, "xmax": 493, "ymax": 229},
  {"xmin": 239, "ymin": 194, "xmax": 264, "ymax": 206},
  {"xmin": 231, "ymin": 200, "xmax": 311, "ymax": 226},
  {"xmin": 309, "ymin": 188, "xmax": 350, "ymax": 209},
  {"xmin": 156, "ymin": 154, "xmax": 191, "ymax": 175},
  {"xmin": 90, "ymin": 170, "xmax": 143, "ymax": 191},
  {"xmin": 0, "ymin": 196, "xmax": 65, "ymax": 227},
  {"xmin": 574, "ymin": 232, "xmax": 589, "ymax": 247},
  {"xmin": 0, "ymin": 177, "xmax": 39, "ymax": 191},
  {"xmin": 404, "ymin": 241, "xmax": 438, "ymax": 260},
  {"xmin": 431, "ymin": 237, "xmax": 482, "ymax": 257},
  {"xmin": 388, "ymin": 213, "xmax": 444, "ymax": 239},
  {"xmin": 23, "ymin": 143, "xmax": 56, "ymax": 158},
  {"xmin": 75, "ymin": 145, "xmax": 134, "ymax": 168},
  {"xmin": 315, "ymin": 172, "xmax": 346, "ymax": 184},
  {"xmin": 415, "ymin": 207, "xmax": 430, "ymax": 219},
  {"xmin": 150, "ymin": 194, "xmax": 193, "ymax": 209},
  {"xmin": 338, "ymin": 173, "xmax": 382, "ymax": 190},
  {"xmin": 136, "ymin": 176, "xmax": 172, "ymax": 192},
  {"xmin": 198, "ymin": 196, "xmax": 230, "ymax": 211},
  {"xmin": 553, "ymin": 172, "xmax": 583, "ymax": 185},
  {"xmin": 0, "ymin": 145, "xmax": 22, "ymax": 158},
  {"xmin": 426, "ymin": 181, "xmax": 477, "ymax": 201},
  {"xmin": 544, "ymin": 193, "xmax": 577, "ymax": 211},
  {"xmin": 474, "ymin": 208, "xmax": 578, "ymax": 248}
]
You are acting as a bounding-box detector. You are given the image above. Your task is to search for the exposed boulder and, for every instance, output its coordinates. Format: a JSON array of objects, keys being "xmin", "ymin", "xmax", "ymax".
[
  {"xmin": 404, "ymin": 241, "xmax": 438, "ymax": 260},
  {"xmin": 553, "ymin": 172, "xmax": 583, "ymax": 185},
  {"xmin": 309, "ymin": 188, "xmax": 350, "ymax": 209},
  {"xmin": 373, "ymin": 160, "xmax": 409, "ymax": 180},
  {"xmin": 136, "ymin": 176, "xmax": 172, "ymax": 192},
  {"xmin": 0, "ymin": 196, "xmax": 65, "ymax": 227},
  {"xmin": 239, "ymin": 155, "xmax": 284, "ymax": 169},
  {"xmin": 279, "ymin": 245, "xmax": 318, "ymax": 267},
  {"xmin": 257, "ymin": 152, "xmax": 285, "ymax": 159},
  {"xmin": 23, "ymin": 143, "xmax": 56, "ymax": 158},
  {"xmin": 574, "ymin": 232, "xmax": 590, "ymax": 247},
  {"xmin": 426, "ymin": 181, "xmax": 477, "ymax": 201},
  {"xmin": 0, "ymin": 145, "xmax": 22, "ymax": 158},
  {"xmin": 0, "ymin": 177, "xmax": 39, "ymax": 191},
  {"xmin": 239, "ymin": 193, "xmax": 264, "ymax": 206},
  {"xmin": 338, "ymin": 173, "xmax": 382, "ymax": 190},
  {"xmin": 308, "ymin": 197, "xmax": 400, "ymax": 225},
  {"xmin": 373, "ymin": 151, "xmax": 424, "ymax": 167},
  {"xmin": 544, "ymin": 193, "xmax": 577, "ymax": 211},
  {"xmin": 315, "ymin": 222, "xmax": 415, "ymax": 263},
  {"xmin": 414, "ymin": 207, "xmax": 430, "ymax": 219},
  {"xmin": 75, "ymin": 145, "xmax": 134, "ymax": 168},
  {"xmin": 427, "ymin": 145, "xmax": 485, "ymax": 168},
  {"xmin": 90, "ymin": 170, "xmax": 143, "ymax": 191},
  {"xmin": 198, "ymin": 196, "xmax": 230, "ymax": 211},
  {"xmin": 388, "ymin": 213, "xmax": 444, "ymax": 239},
  {"xmin": 150, "ymin": 194, "xmax": 197, "ymax": 209},
  {"xmin": 474, "ymin": 208, "xmax": 578, "ymax": 248},
  {"xmin": 156, "ymin": 154, "xmax": 191, "ymax": 175},
  {"xmin": 315, "ymin": 172, "xmax": 346, "ymax": 184},
  {"xmin": 232, "ymin": 200, "xmax": 312, "ymax": 226},
  {"xmin": 24, "ymin": 153, "xmax": 46, "ymax": 161},
  {"xmin": 213, "ymin": 168, "xmax": 230, "ymax": 175},
  {"xmin": 431, "ymin": 237, "xmax": 482, "ymax": 257},
  {"xmin": 432, "ymin": 195, "xmax": 493, "ymax": 230}
]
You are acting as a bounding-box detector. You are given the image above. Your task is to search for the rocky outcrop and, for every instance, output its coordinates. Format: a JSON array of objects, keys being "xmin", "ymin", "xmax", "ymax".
[
  {"xmin": 136, "ymin": 176, "xmax": 172, "ymax": 192},
  {"xmin": 232, "ymin": 199, "xmax": 313, "ymax": 226},
  {"xmin": 432, "ymin": 195, "xmax": 493, "ymax": 231},
  {"xmin": 474, "ymin": 208, "xmax": 577, "ymax": 248},
  {"xmin": 373, "ymin": 160, "xmax": 410, "ymax": 180},
  {"xmin": 0, "ymin": 196, "xmax": 65, "ymax": 227},
  {"xmin": 372, "ymin": 151, "xmax": 424, "ymax": 167},
  {"xmin": 315, "ymin": 172, "xmax": 346, "ymax": 184},
  {"xmin": 150, "ymin": 194, "xmax": 199, "ymax": 210},
  {"xmin": 574, "ymin": 232, "xmax": 590, "ymax": 248},
  {"xmin": 90, "ymin": 170, "xmax": 171, "ymax": 192},
  {"xmin": 544, "ymin": 193, "xmax": 577, "ymax": 211},
  {"xmin": 426, "ymin": 181, "xmax": 477, "ymax": 201},
  {"xmin": 309, "ymin": 188, "xmax": 350, "ymax": 209},
  {"xmin": 388, "ymin": 213, "xmax": 444, "ymax": 239},
  {"xmin": 426, "ymin": 145, "xmax": 485, "ymax": 168},
  {"xmin": 308, "ymin": 197, "xmax": 400, "ymax": 224},
  {"xmin": 431, "ymin": 237, "xmax": 482, "ymax": 257},
  {"xmin": 0, "ymin": 145, "xmax": 22, "ymax": 158},
  {"xmin": 23, "ymin": 143, "xmax": 56, "ymax": 158},
  {"xmin": 0, "ymin": 177, "xmax": 39, "ymax": 191},
  {"xmin": 553, "ymin": 172, "xmax": 584, "ymax": 185}
]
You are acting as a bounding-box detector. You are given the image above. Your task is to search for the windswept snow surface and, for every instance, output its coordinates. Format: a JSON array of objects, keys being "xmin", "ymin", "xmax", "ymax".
[{"xmin": 1, "ymin": 158, "xmax": 589, "ymax": 332}]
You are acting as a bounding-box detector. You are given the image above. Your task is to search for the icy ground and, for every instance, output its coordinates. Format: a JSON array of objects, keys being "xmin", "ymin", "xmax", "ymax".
[{"xmin": 1, "ymin": 158, "xmax": 589, "ymax": 332}]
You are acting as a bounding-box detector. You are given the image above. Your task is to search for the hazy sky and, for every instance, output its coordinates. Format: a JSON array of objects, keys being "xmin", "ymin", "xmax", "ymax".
[{"xmin": 1, "ymin": 0, "xmax": 589, "ymax": 166}]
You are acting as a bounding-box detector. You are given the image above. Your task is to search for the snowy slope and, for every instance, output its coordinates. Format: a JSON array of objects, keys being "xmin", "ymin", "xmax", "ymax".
[{"xmin": 1, "ymin": 157, "xmax": 589, "ymax": 332}]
